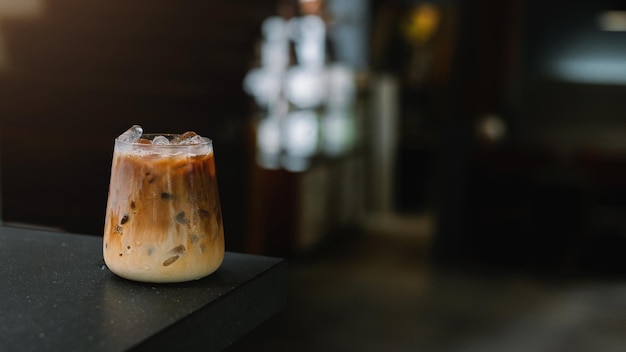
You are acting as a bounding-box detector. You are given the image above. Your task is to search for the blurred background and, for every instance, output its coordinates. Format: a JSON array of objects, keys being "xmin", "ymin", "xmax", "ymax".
[{"xmin": 2, "ymin": 0, "xmax": 626, "ymax": 350}]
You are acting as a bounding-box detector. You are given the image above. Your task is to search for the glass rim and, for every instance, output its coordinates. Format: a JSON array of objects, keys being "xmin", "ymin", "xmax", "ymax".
[{"xmin": 115, "ymin": 133, "xmax": 213, "ymax": 148}]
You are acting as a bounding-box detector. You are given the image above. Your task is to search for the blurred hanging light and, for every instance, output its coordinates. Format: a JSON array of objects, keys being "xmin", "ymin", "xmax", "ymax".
[
  {"xmin": 598, "ymin": 11, "xmax": 626, "ymax": 31},
  {"xmin": 283, "ymin": 110, "xmax": 319, "ymax": 158},
  {"xmin": 476, "ymin": 114, "xmax": 507, "ymax": 145},
  {"xmin": 282, "ymin": 110, "xmax": 319, "ymax": 172},
  {"xmin": 298, "ymin": 0, "xmax": 323, "ymax": 16},
  {"xmin": 0, "ymin": 0, "xmax": 43, "ymax": 16},
  {"xmin": 403, "ymin": 3, "xmax": 441, "ymax": 44},
  {"xmin": 0, "ymin": 0, "xmax": 44, "ymax": 70},
  {"xmin": 256, "ymin": 118, "xmax": 283, "ymax": 169}
]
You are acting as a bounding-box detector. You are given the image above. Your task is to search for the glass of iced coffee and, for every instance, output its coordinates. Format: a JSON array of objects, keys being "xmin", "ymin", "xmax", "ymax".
[{"xmin": 103, "ymin": 125, "xmax": 225, "ymax": 283}]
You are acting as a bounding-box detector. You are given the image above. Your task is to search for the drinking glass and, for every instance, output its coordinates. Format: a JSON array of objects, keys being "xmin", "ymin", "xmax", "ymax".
[{"xmin": 103, "ymin": 126, "xmax": 224, "ymax": 283}]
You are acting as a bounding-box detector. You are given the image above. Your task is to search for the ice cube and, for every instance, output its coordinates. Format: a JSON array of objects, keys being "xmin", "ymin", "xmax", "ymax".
[
  {"xmin": 118, "ymin": 125, "xmax": 143, "ymax": 142},
  {"xmin": 179, "ymin": 135, "xmax": 205, "ymax": 145},
  {"xmin": 172, "ymin": 131, "xmax": 198, "ymax": 145},
  {"xmin": 152, "ymin": 135, "xmax": 170, "ymax": 145}
]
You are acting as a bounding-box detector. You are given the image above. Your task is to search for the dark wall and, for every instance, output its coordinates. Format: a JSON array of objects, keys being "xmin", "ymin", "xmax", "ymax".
[
  {"xmin": 431, "ymin": 0, "xmax": 626, "ymax": 275},
  {"xmin": 0, "ymin": 0, "xmax": 275, "ymax": 251}
]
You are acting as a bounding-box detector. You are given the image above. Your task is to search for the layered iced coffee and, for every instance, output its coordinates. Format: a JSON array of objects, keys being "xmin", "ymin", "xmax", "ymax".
[{"xmin": 103, "ymin": 125, "xmax": 224, "ymax": 283}]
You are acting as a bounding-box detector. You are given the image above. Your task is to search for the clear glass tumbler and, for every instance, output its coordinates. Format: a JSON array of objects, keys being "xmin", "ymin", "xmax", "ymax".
[{"xmin": 103, "ymin": 127, "xmax": 225, "ymax": 283}]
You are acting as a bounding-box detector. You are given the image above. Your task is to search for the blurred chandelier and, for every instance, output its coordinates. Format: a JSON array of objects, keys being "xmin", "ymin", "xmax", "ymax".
[{"xmin": 244, "ymin": 10, "xmax": 357, "ymax": 172}]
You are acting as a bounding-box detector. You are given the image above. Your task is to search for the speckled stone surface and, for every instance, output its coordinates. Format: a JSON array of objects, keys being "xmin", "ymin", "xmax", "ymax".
[{"xmin": 0, "ymin": 226, "xmax": 287, "ymax": 352}]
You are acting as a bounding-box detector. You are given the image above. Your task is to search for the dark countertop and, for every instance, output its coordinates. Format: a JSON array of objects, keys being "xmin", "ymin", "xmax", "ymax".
[{"xmin": 0, "ymin": 226, "xmax": 287, "ymax": 352}]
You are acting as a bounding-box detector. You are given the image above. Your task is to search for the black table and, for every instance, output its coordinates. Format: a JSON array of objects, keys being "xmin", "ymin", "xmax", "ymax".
[{"xmin": 0, "ymin": 226, "xmax": 287, "ymax": 351}]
